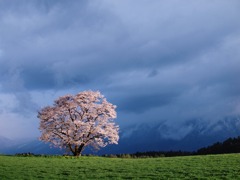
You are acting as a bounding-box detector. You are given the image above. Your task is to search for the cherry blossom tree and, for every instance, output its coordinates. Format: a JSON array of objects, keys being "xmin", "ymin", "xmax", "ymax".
[{"xmin": 38, "ymin": 90, "xmax": 119, "ymax": 156}]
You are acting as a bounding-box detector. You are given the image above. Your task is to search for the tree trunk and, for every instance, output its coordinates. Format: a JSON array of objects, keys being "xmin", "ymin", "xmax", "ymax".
[
  {"xmin": 77, "ymin": 143, "xmax": 85, "ymax": 156},
  {"xmin": 74, "ymin": 146, "xmax": 79, "ymax": 156},
  {"xmin": 70, "ymin": 144, "xmax": 85, "ymax": 157}
]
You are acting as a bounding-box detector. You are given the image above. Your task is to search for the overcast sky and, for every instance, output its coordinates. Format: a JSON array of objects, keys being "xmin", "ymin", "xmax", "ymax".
[{"xmin": 0, "ymin": 0, "xmax": 240, "ymax": 140}]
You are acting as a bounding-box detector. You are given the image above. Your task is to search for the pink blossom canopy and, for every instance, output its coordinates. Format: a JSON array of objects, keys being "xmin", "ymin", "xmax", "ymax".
[{"xmin": 38, "ymin": 90, "xmax": 119, "ymax": 156}]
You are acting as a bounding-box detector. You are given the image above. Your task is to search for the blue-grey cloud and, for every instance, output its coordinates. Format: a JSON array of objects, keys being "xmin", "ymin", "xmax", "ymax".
[
  {"xmin": 118, "ymin": 93, "xmax": 178, "ymax": 113},
  {"xmin": 0, "ymin": 0, "xmax": 240, "ymax": 139}
]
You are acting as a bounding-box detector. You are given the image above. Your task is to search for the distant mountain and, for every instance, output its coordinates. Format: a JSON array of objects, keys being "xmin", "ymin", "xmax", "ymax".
[
  {"xmin": 0, "ymin": 136, "xmax": 17, "ymax": 153},
  {"xmin": 0, "ymin": 136, "xmax": 10, "ymax": 147},
  {"xmin": 1, "ymin": 116, "xmax": 240, "ymax": 155},
  {"xmin": 97, "ymin": 117, "xmax": 240, "ymax": 154},
  {"xmin": 0, "ymin": 139, "xmax": 65, "ymax": 155}
]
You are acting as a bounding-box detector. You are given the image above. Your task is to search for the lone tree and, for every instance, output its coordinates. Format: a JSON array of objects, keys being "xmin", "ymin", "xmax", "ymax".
[{"xmin": 38, "ymin": 90, "xmax": 119, "ymax": 156}]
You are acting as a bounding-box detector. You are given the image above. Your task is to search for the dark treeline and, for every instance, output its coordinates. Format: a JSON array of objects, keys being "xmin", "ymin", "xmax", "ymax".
[
  {"xmin": 197, "ymin": 136, "xmax": 240, "ymax": 155},
  {"xmin": 104, "ymin": 151, "xmax": 193, "ymax": 158},
  {"xmin": 133, "ymin": 150, "xmax": 192, "ymax": 158},
  {"xmin": 15, "ymin": 136, "xmax": 240, "ymax": 158},
  {"xmin": 105, "ymin": 136, "xmax": 240, "ymax": 158}
]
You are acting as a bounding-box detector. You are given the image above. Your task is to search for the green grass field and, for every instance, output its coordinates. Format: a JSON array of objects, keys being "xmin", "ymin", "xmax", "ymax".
[{"xmin": 0, "ymin": 154, "xmax": 240, "ymax": 179}]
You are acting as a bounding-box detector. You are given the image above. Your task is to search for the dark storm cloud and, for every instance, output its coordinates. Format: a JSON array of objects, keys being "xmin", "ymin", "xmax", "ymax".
[
  {"xmin": 0, "ymin": 0, "xmax": 240, "ymax": 139},
  {"xmin": 118, "ymin": 93, "xmax": 178, "ymax": 113},
  {"xmin": 1, "ymin": 0, "xmax": 238, "ymax": 91}
]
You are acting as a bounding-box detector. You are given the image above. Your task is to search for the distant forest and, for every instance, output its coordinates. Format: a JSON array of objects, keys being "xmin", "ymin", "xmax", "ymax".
[
  {"xmin": 197, "ymin": 136, "xmax": 240, "ymax": 155},
  {"xmin": 15, "ymin": 136, "xmax": 240, "ymax": 158},
  {"xmin": 105, "ymin": 136, "xmax": 240, "ymax": 158}
]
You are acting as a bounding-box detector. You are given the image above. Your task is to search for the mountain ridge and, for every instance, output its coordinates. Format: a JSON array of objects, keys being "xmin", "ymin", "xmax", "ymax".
[{"xmin": 1, "ymin": 117, "xmax": 240, "ymax": 155}]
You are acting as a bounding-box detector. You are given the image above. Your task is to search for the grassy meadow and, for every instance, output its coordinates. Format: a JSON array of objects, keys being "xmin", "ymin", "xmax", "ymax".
[{"xmin": 0, "ymin": 154, "xmax": 240, "ymax": 179}]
